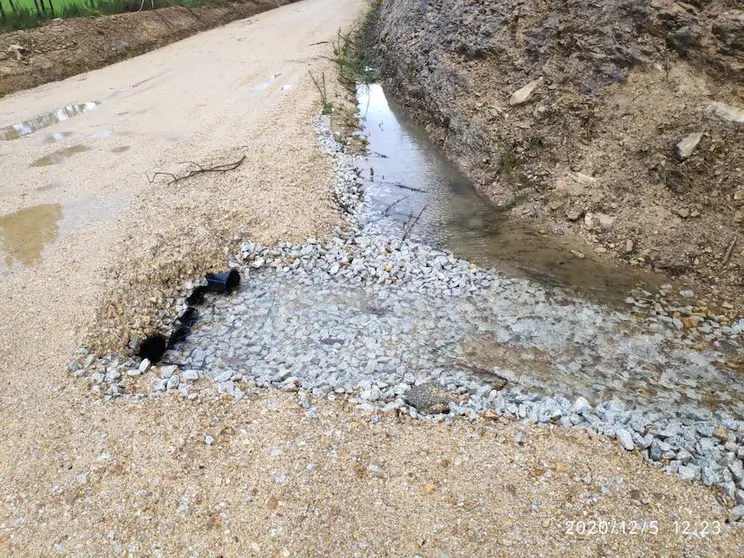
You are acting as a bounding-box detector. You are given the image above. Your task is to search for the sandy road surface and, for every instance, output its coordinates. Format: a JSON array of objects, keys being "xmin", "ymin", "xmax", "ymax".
[{"xmin": 0, "ymin": 0, "xmax": 742, "ymax": 555}]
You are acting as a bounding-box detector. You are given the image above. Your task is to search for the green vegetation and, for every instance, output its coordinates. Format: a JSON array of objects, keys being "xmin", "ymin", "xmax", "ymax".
[
  {"xmin": 0, "ymin": 0, "xmax": 221, "ymax": 33},
  {"xmin": 657, "ymin": 163, "xmax": 688, "ymax": 193},
  {"xmin": 309, "ymin": 71, "xmax": 333, "ymax": 115},
  {"xmin": 332, "ymin": 0, "xmax": 380, "ymax": 89}
]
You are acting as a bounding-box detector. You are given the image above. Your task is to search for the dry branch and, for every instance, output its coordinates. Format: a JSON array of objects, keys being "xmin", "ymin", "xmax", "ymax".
[
  {"xmin": 402, "ymin": 204, "xmax": 428, "ymax": 241},
  {"xmin": 383, "ymin": 196, "xmax": 408, "ymax": 217},
  {"xmin": 383, "ymin": 180, "xmax": 426, "ymax": 193},
  {"xmin": 147, "ymin": 156, "xmax": 246, "ymax": 185}
]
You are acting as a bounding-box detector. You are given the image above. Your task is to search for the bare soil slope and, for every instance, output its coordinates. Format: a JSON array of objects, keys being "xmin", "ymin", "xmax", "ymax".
[{"xmin": 375, "ymin": 0, "xmax": 744, "ymax": 305}]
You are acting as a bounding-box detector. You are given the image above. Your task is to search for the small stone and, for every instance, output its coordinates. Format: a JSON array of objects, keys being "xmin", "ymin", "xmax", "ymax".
[
  {"xmin": 714, "ymin": 427, "xmax": 728, "ymax": 441},
  {"xmin": 484, "ymin": 408, "xmax": 499, "ymax": 420},
  {"xmin": 731, "ymin": 505, "xmax": 744, "ymax": 522},
  {"xmin": 421, "ymin": 482, "xmax": 438, "ymax": 495},
  {"xmin": 182, "ymin": 370, "xmax": 199, "ymax": 382},
  {"xmin": 676, "ymin": 208, "xmax": 690, "ymax": 219},
  {"xmin": 139, "ymin": 359, "xmax": 151, "ymax": 373},
  {"xmin": 584, "ymin": 212, "xmax": 615, "ymax": 231},
  {"xmin": 570, "ymin": 250, "xmax": 586, "ymax": 259},
  {"xmin": 736, "ymin": 490, "xmax": 744, "ymax": 505},
  {"xmin": 405, "ymin": 382, "xmax": 457, "ymax": 415},
  {"xmin": 701, "ymin": 465, "xmax": 720, "ymax": 486},
  {"xmin": 570, "ymin": 397, "xmax": 591, "ymax": 415},
  {"xmin": 679, "ymin": 290, "xmax": 695, "ymax": 298},
  {"xmin": 677, "ymin": 448, "xmax": 694, "ymax": 463},
  {"xmin": 509, "ymin": 78, "xmax": 543, "ymax": 106},
  {"xmin": 565, "ymin": 206, "xmax": 583, "ymax": 221},
  {"xmin": 7, "ymin": 44, "xmax": 25, "ymax": 61},
  {"xmin": 625, "ymin": 239, "xmax": 635, "ymax": 253},
  {"xmin": 649, "ymin": 441, "xmax": 662, "ymax": 461},
  {"xmin": 615, "ymin": 428, "xmax": 635, "ymax": 451},
  {"xmin": 167, "ymin": 375, "xmax": 180, "ymax": 389},
  {"xmin": 675, "ymin": 132, "xmax": 703, "ymax": 160},
  {"xmin": 729, "ymin": 460, "xmax": 744, "ymax": 481},
  {"xmin": 160, "ymin": 364, "xmax": 177, "ymax": 378},
  {"xmin": 67, "ymin": 360, "xmax": 82, "ymax": 373},
  {"xmin": 720, "ymin": 481, "xmax": 737, "ymax": 499},
  {"xmin": 678, "ymin": 464, "xmax": 701, "ymax": 481},
  {"xmin": 205, "ymin": 435, "xmax": 215, "ymax": 445}
]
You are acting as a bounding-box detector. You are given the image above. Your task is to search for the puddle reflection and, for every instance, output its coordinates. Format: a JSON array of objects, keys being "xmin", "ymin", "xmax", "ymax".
[{"xmin": 0, "ymin": 102, "xmax": 101, "ymax": 140}]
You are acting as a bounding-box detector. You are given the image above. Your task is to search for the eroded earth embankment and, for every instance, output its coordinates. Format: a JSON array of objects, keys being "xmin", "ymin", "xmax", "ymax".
[{"xmin": 374, "ymin": 0, "xmax": 744, "ymax": 306}]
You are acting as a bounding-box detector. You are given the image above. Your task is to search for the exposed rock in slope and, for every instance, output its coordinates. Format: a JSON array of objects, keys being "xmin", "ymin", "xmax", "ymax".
[{"xmin": 374, "ymin": 0, "xmax": 744, "ymax": 303}]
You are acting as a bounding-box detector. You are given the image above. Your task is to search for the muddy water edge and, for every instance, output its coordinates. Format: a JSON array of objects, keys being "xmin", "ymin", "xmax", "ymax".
[{"xmin": 357, "ymin": 83, "xmax": 674, "ymax": 308}]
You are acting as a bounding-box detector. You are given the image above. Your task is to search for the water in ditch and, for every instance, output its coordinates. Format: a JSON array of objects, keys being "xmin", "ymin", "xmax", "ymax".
[
  {"xmin": 356, "ymin": 83, "xmax": 668, "ymax": 306},
  {"xmin": 150, "ymin": 84, "xmax": 744, "ymax": 426}
]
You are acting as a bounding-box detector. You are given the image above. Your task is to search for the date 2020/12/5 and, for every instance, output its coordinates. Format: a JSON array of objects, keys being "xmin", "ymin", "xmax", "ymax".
[{"xmin": 564, "ymin": 519, "xmax": 722, "ymax": 537}]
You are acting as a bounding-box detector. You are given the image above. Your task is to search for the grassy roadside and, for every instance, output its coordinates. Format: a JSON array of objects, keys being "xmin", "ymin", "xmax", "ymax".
[
  {"xmin": 309, "ymin": 0, "xmax": 379, "ymax": 152},
  {"xmin": 0, "ymin": 0, "xmax": 222, "ymax": 33},
  {"xmin": 331, "ymin": 0, "xmax": 379, "ymax": 90}
]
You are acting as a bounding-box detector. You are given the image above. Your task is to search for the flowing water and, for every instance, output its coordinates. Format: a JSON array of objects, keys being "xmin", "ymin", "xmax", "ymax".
[{"xmin": 357, "ymin": 84, "xmax": 667, "ymax": 306}]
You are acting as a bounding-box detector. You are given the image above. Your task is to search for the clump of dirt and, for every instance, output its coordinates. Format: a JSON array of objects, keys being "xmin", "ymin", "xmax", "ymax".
[
  {"xmin": 0, "ymin": 0, "xmax": 298, "ymax": 98},
  {"xmin": 374, "ymin": 0, "xmax": 744, "ymax": 305}
]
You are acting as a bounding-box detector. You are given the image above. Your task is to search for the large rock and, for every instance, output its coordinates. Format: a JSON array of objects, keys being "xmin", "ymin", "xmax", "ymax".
[
  {"xmin": 676, "ymin": 132, "xmax": 703, "ymax": 160},
  {"xmin": 405, "ymin": 382, "xmax": 458, "ymax": 414},
  {"xmin": 508, "ymin": 78, "xmax": 543, "ymax": 106}
]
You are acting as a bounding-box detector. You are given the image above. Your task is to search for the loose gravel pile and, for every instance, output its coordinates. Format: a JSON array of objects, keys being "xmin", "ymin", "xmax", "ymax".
[{"xmin": 68, "ymin": 115, "xmax": 744, "ymax": 522}]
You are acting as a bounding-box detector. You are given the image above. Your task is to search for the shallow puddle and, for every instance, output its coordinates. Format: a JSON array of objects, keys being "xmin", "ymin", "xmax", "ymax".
[
  {"xmin": 250, "ymin": 73, "xmax": 282, "ymax": 91},
  {"xmin": 43, "ymin": 131, "xmax": 75, "ymax": 144},
  {"xmin": 0, "ymin": 102, "xmax": 100, "ymax": 140},
  {"xmin": 357, "ymin": 84, "xmax": 665, "ymax": 305},
  {"xmin": 32, "ymin": 145, "xmax": 91, "ymax": 167},
  {"xmin": 0, "ymin": 204, "xmax": 62, "ymax": 268}
]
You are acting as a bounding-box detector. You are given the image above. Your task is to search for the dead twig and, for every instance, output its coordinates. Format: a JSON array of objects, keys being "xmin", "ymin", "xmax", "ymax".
[
  {"xmin": 309, "ymin": 41, "xmax": 329, "ymax": 46},
  {"xmin": 147, "ymin": 156, "xmax": 246, "ymax": 185},
  {"xmin": 383, "ymin": 181, "xmax": 426, "ymax": 193},
  {"xmin": 147, "ymin": 171, "xmax": 179, "ymax": 184},
  {"xmin": 383, "ymin": 196, "xmax": 408, "ymax": 217},
  {"xmin": 722, "ymin": 236, "xmax": 738, "ymax": 266},
  {"xmin": 402, "ymin": 204, "xmax": 427, "ymax": 241}
]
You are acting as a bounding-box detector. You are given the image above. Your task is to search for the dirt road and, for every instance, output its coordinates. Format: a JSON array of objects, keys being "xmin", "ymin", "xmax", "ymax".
[{"xmin": 0, "ymin": 0, "xmax": 742, "ymax": 555}]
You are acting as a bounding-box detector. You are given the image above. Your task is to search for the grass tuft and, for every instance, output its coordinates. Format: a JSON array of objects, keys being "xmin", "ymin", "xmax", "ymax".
[
  {"xmin": 331, "ymin": 1, "xmax": 380, "ymax": 90},
  {"xmin": 309, "ymin": 71, "xmax": 333, "ymax": 115}
]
